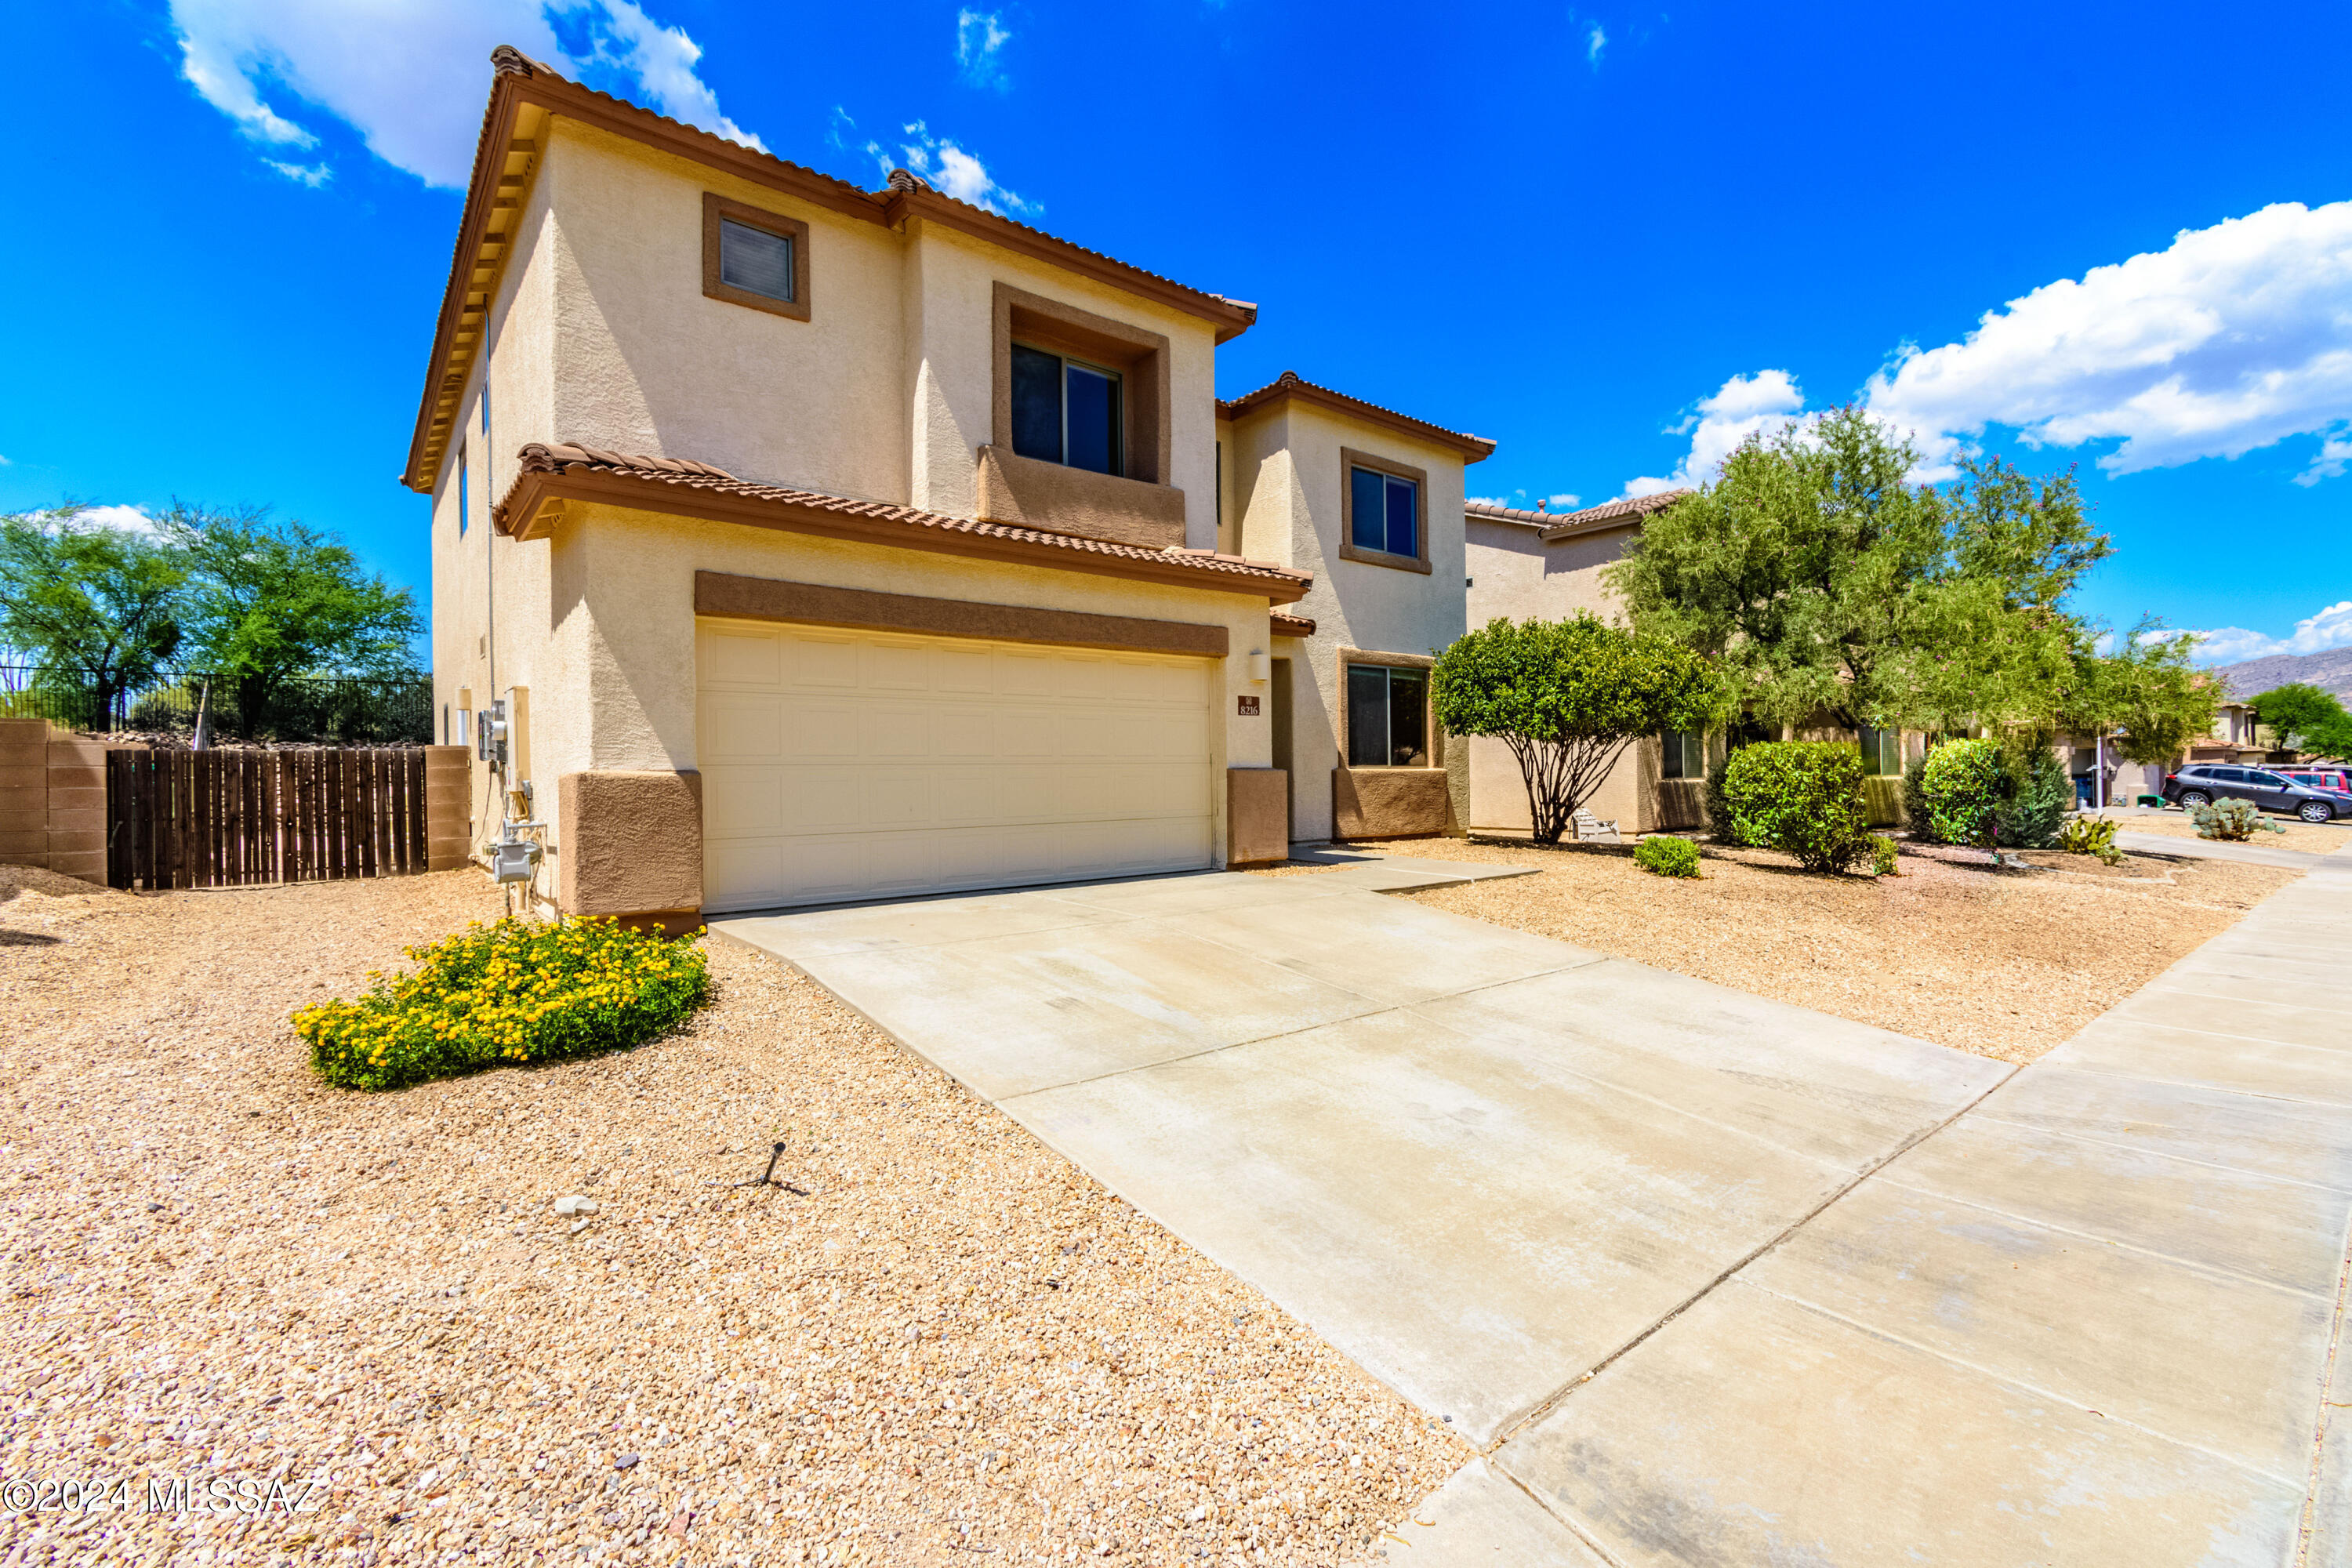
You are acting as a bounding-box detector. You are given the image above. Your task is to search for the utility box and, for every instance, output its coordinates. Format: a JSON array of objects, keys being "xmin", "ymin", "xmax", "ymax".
[{"xmin": 490, "ymin": 837, "xmax": 540, "ymax": 884}]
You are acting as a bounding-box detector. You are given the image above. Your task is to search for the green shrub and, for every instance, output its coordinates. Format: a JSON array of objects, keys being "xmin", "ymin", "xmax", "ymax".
[
  {"xmin": 1900, "ymin": 753, "xmax": 1941, "ymax": 843},
  {"xmin": 1992, "ymin": 744, "xmax": 2071, "ymax": 849},
  {"xmin": 2191, "ymin": 797, "xmax": 2285, "ymax": 842},
  {"xmin": 1721, "ymin": 741, "xmax": 1872, "ymax": 873},
  {"xmin": 1868, "ymin": 834, "xmax": 1900, "ymax": 877},
  {"xmin": 2058, "ymin": 814, "xmax": 2125, "ymax": 866},
  {"xmin": 297, "ymin": 916, "xmax": 710, "ymax": 1091},
  {"xmin": 1635, "ymin": 835, "xmax": 1702, "ymax": 878},
  {"xmin": 1703, "ymin": 756, "xmax": 1759, "ymax": 845},
  {"xmin": 1918, "ymin": 739, "xmax": 2004, "ymax": 845}
]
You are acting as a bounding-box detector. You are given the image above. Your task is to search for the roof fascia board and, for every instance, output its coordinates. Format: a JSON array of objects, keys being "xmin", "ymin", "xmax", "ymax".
[
  {"xmin": 495, "ymin": 468, "xmax": 1309, "ymax": 604},
  {"xmin": 1219, "ymin": 382, "xmax": 1496, "ymax": 463}
]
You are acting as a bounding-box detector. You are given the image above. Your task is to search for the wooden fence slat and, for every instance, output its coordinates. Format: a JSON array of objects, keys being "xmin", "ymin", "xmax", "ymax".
[{"xmin": 101, "ymin": 745, "xmax": 442, "ymax": 891}]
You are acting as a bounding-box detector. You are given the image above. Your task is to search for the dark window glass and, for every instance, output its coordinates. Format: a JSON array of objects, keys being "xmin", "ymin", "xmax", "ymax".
[
  {"xmin": 719, "ymin": 219, "xmax": 794, "ymax": 302},
  {"xmin": 1384, "ymin": 475, "xmax": 1418, "ymax": 557},
  {"xmin": 1349, "ymin": 467, "xmax": 1386, "ymax": 551},
  {"xmin": 458, "ymin": 445, "xmax": 468, "ymax": 535},
  {"xmin": 1387, "ymin": 668, "xmax": 1427, "ymax": 765},
  {"xmin": 1011, "ymin": 345, "xmax": 1063, "ymax": 463},
  {"xmin": 1663, "ymin": 730, "xmax": 1703, "ymax": 779},
  {"xmin": 2251, "ymin": 771, "xmax": 2287, "ymax": 787},
  {"xmin": 2211, "ymin": 768, "xmax": 2249, "ymax": 782},
  {"xmin": 1065, "ymin": 362, "xmax": 1119, "ymax": 475},
  {"xmin": 1348, "ymin": 665, "xmax": 1427, "ymax": 768},
  {"xmin": 1858, "ymin": 725, "xmax": 1900, "ymax": 775}
]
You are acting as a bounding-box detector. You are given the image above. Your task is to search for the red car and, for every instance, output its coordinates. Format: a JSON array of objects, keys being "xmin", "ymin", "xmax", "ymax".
[{"xmin": 2287, "ymin": 768, "xmax": 2352, "ymax": 794}]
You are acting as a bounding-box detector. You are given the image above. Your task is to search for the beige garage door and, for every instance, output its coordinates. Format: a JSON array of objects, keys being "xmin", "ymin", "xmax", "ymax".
[{"xmin": 697, "ymin": 618, "xmax": 1214, "ymax": 913}]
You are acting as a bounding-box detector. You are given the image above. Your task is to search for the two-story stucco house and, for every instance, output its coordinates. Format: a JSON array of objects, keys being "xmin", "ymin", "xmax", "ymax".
[{"xmin": 408, "ymin": 49, "xmax": 1487, "ymax": 927}]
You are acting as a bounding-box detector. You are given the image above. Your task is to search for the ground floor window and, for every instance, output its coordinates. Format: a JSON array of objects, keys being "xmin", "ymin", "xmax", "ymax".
[
  {"xmin": 1661, "ymin": 730, "xmax": 1704, "ymax": 779},
  {"xmin": 1858, "ymin": 724, "xmax": 1901, "ymax": 776},
  {"xmin": 1346, "ymin": 663, "xmax": 1428, "ymax": 768}
]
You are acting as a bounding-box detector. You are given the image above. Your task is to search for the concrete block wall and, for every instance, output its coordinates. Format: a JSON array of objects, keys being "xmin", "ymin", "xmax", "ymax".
[
  {"xmin": 0, "ymin": 718, "xmax": 112, "ymax": 882},
  {"xmin": 0, "ymin": 718, "xmax": 48, "ymax": 868}
]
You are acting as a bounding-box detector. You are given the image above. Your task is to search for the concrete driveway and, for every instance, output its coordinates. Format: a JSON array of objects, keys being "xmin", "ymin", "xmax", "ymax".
[{"xmin": 713, "ymin": 855, "xmax": 2352, "ymax": 1565}]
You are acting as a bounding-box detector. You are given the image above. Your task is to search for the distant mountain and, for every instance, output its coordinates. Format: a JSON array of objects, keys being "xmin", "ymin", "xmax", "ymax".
[{"xmin": 2210, "ymin": 647, "xmax": 2352, "ymax": 703}]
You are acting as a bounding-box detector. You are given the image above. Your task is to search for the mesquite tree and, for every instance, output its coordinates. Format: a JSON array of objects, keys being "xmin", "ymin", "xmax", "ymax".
[{"xmin": 1433, "ymin": 614, "xmax": 1724, "ymax": 844}]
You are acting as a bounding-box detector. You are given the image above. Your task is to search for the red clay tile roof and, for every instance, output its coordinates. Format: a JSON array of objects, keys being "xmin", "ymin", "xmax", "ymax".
[
  {"xmin": 1467, "ymin": 492, "xmax": 1690, "ymax": 539},
  {"xmin": 1269, "ymin": 612, "xmax": 1317, "ymax": 637},
  {"xmin": 496, "ymin": 444, "xmax": 1312, "ymax": 601},
  {"xmin": 1217, "ymin": 372, "xmax": 1497, "ymax": 462}
]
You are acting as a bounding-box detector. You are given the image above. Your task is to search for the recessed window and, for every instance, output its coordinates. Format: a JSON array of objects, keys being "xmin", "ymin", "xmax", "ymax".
[
  {"xmin": 1858, "ymin": 725, "xmax": 1901, "ymax": 776},
  {"xmin": 457, "ymin": 443, "xmax": 469, "ymax": 535},
  {"xmin": 1347, "ymin": 664, "xmax": 1428, "ymax": 768},
  {"xmin": 702, "ymin": 193, "xmax": 811, "ymax": 321},
  {"xmin": 720, "ymin": 219, "xmax": 794, "ymax": 303},
  {"xmin": 1349, "ymin": 466, "xmax": 1419, "ymax": 557},
  {"xmin": 1662, "ymin": 730, "xmax": 1704, "ymax": 779},
  {"xmin": 1011, "ymin": 343, "xmax": 1123, "ymax": 475}
]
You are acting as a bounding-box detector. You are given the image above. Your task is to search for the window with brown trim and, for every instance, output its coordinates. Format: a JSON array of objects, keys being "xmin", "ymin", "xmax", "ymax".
[
  {"xmin": 1338, "ymin": 651, "xmax": 1436, "ymax": 768},
  {"xmin": 702, "ymin": 193, "xmax": 810, "ymax": 321},
  {"xmin": 990, "ymin": 282, "xmax": 1168, "ymax": 485},
  {"xmin": 1338, "ymin": 448, "xmax": 1430, "ymax": 573}
]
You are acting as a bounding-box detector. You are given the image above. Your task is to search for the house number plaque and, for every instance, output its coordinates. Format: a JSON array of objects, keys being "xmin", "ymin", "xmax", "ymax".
[{"xmin": 1236, "ymin": 695, "xmax": 1261, "ymax": 716}]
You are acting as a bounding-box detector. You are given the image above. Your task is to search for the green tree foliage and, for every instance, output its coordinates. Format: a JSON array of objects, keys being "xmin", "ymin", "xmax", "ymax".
[
  {"xmin": 0, "ymin": 506, "xmax": 187, "ymax": 724},
  {"xmin": 2249, "ymin": 682, "xmax": 2351, "ymax": 753},
  {"xmin": 1992, "ymin": 741, "xmax": 2071, "ymax": 849},
  {"xmin": 2055, "ymin": 619, "xmax": 2219, "ymax": 790},
  {"xmin": 1604, "ymin": 408, "xmax": 2110, "ymax": 736},
  {"xmin": 163, "ymin": 504, "xmax": 424, "ymax": 736},
  {"xmin": 1432, "ymin": 614, "xmax": 1724, "ymax": 844},
  {"xmin": 1719, "ymin": 740, "xmax": 1872, "ymax": 872}
]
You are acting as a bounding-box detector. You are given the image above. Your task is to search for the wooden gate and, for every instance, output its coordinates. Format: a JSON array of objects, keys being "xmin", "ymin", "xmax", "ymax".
[{"xmin": 106, "ymin": 748, "xmax": 430, "ymax": 891}]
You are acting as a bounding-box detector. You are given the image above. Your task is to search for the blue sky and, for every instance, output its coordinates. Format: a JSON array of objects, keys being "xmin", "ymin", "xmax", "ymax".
[{"xmin": 3, "ymin": 0, "xmax": 2347, "ymax": 666}]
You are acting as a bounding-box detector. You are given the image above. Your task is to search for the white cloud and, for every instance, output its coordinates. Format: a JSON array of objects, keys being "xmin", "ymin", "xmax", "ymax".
[
  {"xmin": 1866, "ymin": 200, "xmax": 2352, "ymax": 485},
  {"xmin": 1546, "ymin": 492, "xmax": 1581, "ymax": 509},
  {"xmin": 956, "ymin": 9, "xmax": 1012, "ymax": 90},
  {"xmin": 168, "ymin": 0, "xmax": 760, "ymax": 189},
  {"xmin": 1621, "ymin": 369, "xmax": 1809, "ymax": 496},
  {"xmin": 2184, "ymin": 601, "xmax": 2352, "ymax": 666},
  {"xmin": 1586, "ymin": 24, "xmax": 1606, "ymax": 66},
  {"xmin": 896, "ymin": 121, "xmax": 1036, "ymax": 217},
  {"xmin": 265, "ymin": 159, "xmax": 332, "ymax": 186}
]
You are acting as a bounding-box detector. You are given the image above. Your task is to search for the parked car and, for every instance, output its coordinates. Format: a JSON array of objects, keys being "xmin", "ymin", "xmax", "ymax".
[
  {"xmin": 2162, "ymin": 764, "xmax": 2350, "ymax": 822},
  {"xmin": 2286, "ymin": 768, "xmax": 2352, "ymax": 794}
]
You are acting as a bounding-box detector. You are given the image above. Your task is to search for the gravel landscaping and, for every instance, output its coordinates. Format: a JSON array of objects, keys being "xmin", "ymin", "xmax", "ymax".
[
  {"xmin": 2100, "ymin": 807, "xmax": 2352, "ymax": 852},
  {"xmin": 1350, "ymin": 834, "xmax": 2298, "ymax": 1064},
  {"xmin": 0, "ymin": 867, "xmax": 1466, "ymax": 1567}
]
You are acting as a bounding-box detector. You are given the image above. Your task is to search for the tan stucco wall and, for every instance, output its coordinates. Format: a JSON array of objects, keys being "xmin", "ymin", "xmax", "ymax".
[
  {"xmin": 478, "ymin": 500, "xmax": 1276, "ymax": 887},
  {"xmin": 1461, "ymin": 516, "xmax": 1690, "ymax": 835},
  {"xmin": 1226, "ymin": 401, "xmax": 1470, "ymax": 842}
]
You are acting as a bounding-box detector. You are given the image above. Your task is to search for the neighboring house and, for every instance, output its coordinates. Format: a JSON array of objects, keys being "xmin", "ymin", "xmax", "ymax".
[
  {"xmin": 1462, "ymin": 495, "xmax": 1922, "ymax": 833},
  {"xmin": 409, "ymin": 49, "xmax": 1482, "ymax": 926},
  {"xmin": 1462, "ymin": 494, "xmax": 1704, "ymax": 834}
]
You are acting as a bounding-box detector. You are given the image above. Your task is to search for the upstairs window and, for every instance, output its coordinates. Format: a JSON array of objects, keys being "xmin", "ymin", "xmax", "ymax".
[
  {"xmin": 720, "ymin": 220, "xmax": 793, "ymax": 303},
  {"xmin": 457, "ymin": 444, "xmax": 469, "ymax": 535},
  {"xmin": 1011, "ymin": 343, "xmax": 1123, "ymax": 475},
  {"xmin": 1662, "ymin": 730, "xmax": 1704, "ymax": 779},
  {"xmin": 1349, "ymin": 466, "xmax": 1418, "ymax": 557},
  {"xmin": 1339, "ymin": 449, "xmax": 1429, "ymax": 572},
  {"xmin": 1858, "ymin": 725, "xmax": 1901, "ymax": 776},
  {"xmin": 1347, "ymin": 663, "xmax": 1429, "ymax": 768},
  {"xmin": 702, "ymin": 194, "xmax": 811, "ymax": 321}
]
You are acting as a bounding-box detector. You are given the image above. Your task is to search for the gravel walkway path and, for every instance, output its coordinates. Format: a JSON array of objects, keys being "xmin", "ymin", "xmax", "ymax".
[{"xmin": 0, "ymin": 868, "xmax": 1464, "ymax": 1566}]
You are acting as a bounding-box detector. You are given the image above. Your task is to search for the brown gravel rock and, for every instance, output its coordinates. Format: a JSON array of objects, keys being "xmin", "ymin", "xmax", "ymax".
[
  {"xmin": 0, "ymin": 872, "xmax": 1465, "ymax": 1566},
  {"xmin": 1359, "ymin": 834, "xmax": 2294, "ymax": 1065},
  {"xmin": 2101, "ymin": 809, "xmax": 2350, "ymax": 852}
]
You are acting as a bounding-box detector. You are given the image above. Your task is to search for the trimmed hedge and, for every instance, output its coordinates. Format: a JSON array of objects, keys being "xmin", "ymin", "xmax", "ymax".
[
  {"xmin": 1635, "ymin": 835, "xmax": 1702, "ymax": 878},
  {"xmin": 1918, "ymin": 739, "xmax": 2003, "ymax": 845},
  {"xmin": 298, "ymin": 916, "xmax": 710, "ymax": 1091},
  {"xmin": 1720, "ymin": 741, "xmax": 1871, "ymax": 873}
]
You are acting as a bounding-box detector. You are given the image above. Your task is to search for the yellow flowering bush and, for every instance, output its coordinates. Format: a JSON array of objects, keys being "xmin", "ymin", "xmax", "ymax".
[{"xmin": 297, "ymin": 916, "xmax": 710, "ymax": 1091}]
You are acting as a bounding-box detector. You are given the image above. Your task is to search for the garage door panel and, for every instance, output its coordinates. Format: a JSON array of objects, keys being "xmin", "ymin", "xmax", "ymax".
[{"xmin": 699, "ymin": 619, "xmax": 1215, "ymax": 912}]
